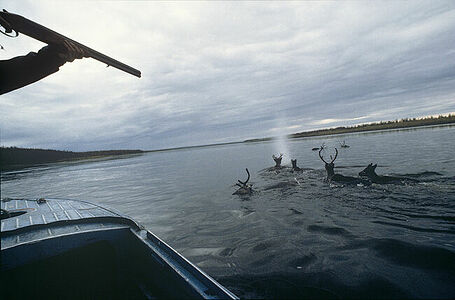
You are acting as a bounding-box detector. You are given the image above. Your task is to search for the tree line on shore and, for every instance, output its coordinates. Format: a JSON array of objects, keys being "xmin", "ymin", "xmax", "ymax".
[
  {"xmin": 1, "ymin": 147, "xmax": 144, "ymax": 170},
  {"xmin": 246, "ymin": 114, "xmax": 455, "ymax": 142}
]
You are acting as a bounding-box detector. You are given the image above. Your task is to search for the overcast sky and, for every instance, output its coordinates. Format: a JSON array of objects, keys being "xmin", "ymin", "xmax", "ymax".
[{"xmin": 1, "ymin": 1, "xmax": 455, "ymax": 151}]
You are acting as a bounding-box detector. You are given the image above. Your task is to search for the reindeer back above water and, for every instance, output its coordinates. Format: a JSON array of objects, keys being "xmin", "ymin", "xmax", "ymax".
[
  {"xmin": 359, "ymin": 163, "xmax": 415, "ymax": 184},
  {"xmin": 233, "ymin": 168, "xmax": 253, "ymax": 195}
]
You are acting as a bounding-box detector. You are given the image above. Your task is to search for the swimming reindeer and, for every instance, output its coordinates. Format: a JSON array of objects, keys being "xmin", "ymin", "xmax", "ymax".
[
  {"xmin": 233, "ymin": 168, "xmax": 253, "ymax": 195},
  {"xmin": 272, "ymin": 153, "xmax": 283, "ymax": 168},
  {"xmin": 339, "ymin": 140, "xmax": 350, "ymax": 148},
  {"xmin": 319, "ymin": 148, "xmax": 363, "ymax": 183},
  {"xmin": 291, "ymin": 159, "xmax": 302, "ymax": 172},
  {"xmin": 312, "ymin": 143, "xmax": 325, "ymax": 151},
  {"xmin": 359, "ymin": 163, "xmax": 417, "ymax": 184}
]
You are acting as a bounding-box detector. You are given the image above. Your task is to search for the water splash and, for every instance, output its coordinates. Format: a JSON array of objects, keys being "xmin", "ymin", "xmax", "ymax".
[{"xmin": 273, "ymin": 116, "xmax": 291, "ymax": 165}]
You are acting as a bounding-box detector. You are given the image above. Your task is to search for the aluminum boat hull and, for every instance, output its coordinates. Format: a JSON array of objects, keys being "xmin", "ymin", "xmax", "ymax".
[{"xmin": 1, "ymin": 198, "xmax": 237, "ymax": 299}]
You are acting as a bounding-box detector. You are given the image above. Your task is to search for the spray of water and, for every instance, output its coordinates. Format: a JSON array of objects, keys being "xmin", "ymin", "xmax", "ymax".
[{"xmin": 273, "ymin": 116, "xmax": 291, "ymax": 165}]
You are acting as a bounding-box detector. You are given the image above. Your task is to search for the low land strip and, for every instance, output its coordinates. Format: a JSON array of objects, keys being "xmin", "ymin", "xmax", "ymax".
[
  {"xmin": 2, "ymin": 114, "xmax": 453, "ymax": 170},
  {"xmin": 245, "ymin": 114, "xmax": 455, "ymax": 142},
  {"xmin": 1, "ymin": 148, "xmax": 144, "ymax": 171}
]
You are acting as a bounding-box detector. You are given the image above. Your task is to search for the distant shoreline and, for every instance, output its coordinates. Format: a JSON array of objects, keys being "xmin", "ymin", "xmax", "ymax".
[
  {"xmin": 1, "ymin": 148, "xmax": 144, "ymax": 171},
  {"xmin": 244, "ymin": 114, "xmax": 455, "ymax": 143},
  {"xmin": 2, "ymin": 114, "xmax": 454, "ymax": 171}
]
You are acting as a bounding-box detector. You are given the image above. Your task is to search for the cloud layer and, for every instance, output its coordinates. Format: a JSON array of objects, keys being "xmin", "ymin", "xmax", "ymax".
[{"xmin": 2, "ymin": 1, "xmax": 455, "ymax": 150}]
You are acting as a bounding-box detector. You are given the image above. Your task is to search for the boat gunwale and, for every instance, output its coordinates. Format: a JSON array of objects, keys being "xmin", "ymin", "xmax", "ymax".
[{"xmin": 1, "ymin": 197, "xmax": 239, "ymax": 299}]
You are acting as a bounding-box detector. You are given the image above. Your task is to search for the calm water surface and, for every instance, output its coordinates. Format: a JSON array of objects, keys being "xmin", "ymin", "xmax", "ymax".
[{"xmin": 2, "ymin": 126, "xmax": 455, "ymax": 299}]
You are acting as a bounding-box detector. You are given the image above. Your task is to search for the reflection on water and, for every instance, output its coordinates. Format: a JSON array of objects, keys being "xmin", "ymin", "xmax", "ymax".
[{"xmin": 2, "ymin": 126, "xmax": 455, "ymax": 298}]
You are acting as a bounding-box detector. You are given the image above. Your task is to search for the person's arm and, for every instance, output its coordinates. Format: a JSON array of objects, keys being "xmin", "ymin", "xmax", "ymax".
[{"xmin": 0, "ymin": 41, "xmax": 86, "ymax": 95}]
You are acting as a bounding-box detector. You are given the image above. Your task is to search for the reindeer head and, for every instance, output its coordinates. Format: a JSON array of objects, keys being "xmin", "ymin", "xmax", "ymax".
[
  {"xmin": 291, "ymin": 159, "xmax": 297, "ymax": 168},
  {"xmin": 233, "ymin": 168, "xmax": 253, "ymax": 195},
  {"xmin": 272, "ymin": 153, "xmax": 283, "ymax": 167},
  {"xmin": 291, "ymin": 158, "xmax": 302, "ymax": 172},
  {"xmin": 319, "ymin": 148, "xmax": 338, "ymax": 177},
  {"xmin": 359, "ymin": 163, "xmax": 377, "ymax": 178}
]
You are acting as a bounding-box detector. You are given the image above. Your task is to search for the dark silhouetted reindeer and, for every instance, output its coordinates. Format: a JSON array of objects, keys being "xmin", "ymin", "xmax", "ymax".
[
  {"xmin": 359, "ymin": 163, "xmax": 417, "ymax": 184},
  {"xmin": 312, "ymin": 143, "xmax": 325, "ymax": 151},
  {"xmin": 339, "ymin": 140, "xmax": 350, "ymax": 148},
  {"xmin": 233, "ymin": 168, "xmax": 253, "ymax": 195},
  {"xmin": 272, "ymin": 153, "xmax": 283, "ymax": 168},
  {"xmin": 291, "ymin": 159, "xmax": 302, "ymax": 172},
  {"xmin": 319, "ymin": 148, "xmax": 363, "ymax": 184}
]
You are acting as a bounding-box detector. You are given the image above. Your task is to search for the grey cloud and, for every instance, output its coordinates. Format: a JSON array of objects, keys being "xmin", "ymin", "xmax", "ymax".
[{"xmin": 2, "ymin": 1, "xmax": 455, "ymax": 150}]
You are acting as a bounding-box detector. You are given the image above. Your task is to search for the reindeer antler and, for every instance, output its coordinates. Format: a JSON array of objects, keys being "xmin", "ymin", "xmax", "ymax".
[
  {"xmin": 331, "ymin": 148, "xmax": 338, "ymax": 163},
  {"xmin": 318, "ymin": 148, "xmax": 328, "ymax": 164},
  {"xmin": 319, "ymin": 148, "xmax": 338, "ymax": 164},
  {"xmin": 238, "ymin": 168, "xmax": 250, "ymax": 185}
]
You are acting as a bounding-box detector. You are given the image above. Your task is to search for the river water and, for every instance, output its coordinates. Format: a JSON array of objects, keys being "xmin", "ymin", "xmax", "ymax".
[{"xmin": 2, "ymin": 125, "xmax": 455, "ymax": 299}]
